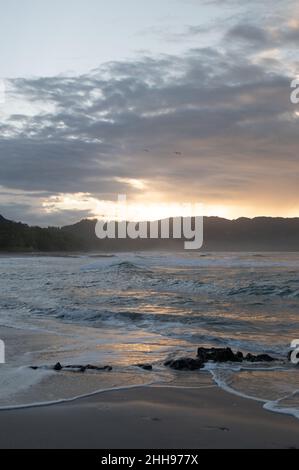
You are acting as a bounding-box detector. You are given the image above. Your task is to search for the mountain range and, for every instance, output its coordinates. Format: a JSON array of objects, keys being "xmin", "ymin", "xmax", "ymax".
[{"xmin": 1, "ymin": 213, "xmax": 299, "ymax": 252}]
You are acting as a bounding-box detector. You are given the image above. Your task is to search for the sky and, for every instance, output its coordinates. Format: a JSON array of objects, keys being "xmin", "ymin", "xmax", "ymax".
[{"xmin": 0, "ymin": 0, "xmax": 299, "ymax": 225}]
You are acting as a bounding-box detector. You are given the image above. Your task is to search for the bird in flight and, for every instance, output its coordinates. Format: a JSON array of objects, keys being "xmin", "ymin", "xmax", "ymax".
[{"xmin": 174, "ymin": 151, "xmax": 182, "ymax": 156}]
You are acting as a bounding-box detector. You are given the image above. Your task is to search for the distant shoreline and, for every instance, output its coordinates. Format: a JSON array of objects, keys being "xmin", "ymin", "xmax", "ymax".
[{"xmin": 2, "ymin": 214, "xmax": 299, "ymax": 251}]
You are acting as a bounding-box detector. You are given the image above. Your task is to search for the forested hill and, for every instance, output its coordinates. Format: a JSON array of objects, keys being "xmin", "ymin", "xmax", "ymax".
[
  {"xmin": 1, "ymin": 214, "xmax": 299, "ymax": 252},
  {"xmin": 0, "ymin": 215, "xmax": 88, "ymax": 252}
]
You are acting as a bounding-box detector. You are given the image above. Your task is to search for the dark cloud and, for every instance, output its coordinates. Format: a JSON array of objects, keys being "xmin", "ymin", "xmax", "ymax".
[
  {"xmin": 226, "ymin": 22, "xmax": 299, "ymax": 50},
  {"xmin": 280, "ymin": 25, "xmax": 299, "ymax": 44},
  {"xmin": 226, "ymin": 24, "xmax": 270, "ymax": 46}
]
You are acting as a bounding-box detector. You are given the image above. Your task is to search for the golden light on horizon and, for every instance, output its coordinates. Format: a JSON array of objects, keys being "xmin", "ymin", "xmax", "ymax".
[{"xmin": 41, "ymin": 192, "xmax": 299, "ymax": 223}]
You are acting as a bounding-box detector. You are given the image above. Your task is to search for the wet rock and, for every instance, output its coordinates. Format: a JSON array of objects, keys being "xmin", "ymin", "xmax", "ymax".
[
  {"xmin": 64, "ymin": 364, "xmax": 112, "ymax": 372},
  {"xmin": 164, "ymin": 357, "xmax": 204, "ymax": 371},
  {"xmin": 197, "ymin": 347, "xmax": 243, "ymax": 363},
  {"xmin": 245, "ymin": 353, "xmax": 276, "ymax": 362},
  {"xmin": 236, "ymin": 351, "xmax": 244, "ymax": 361},
  {"xmin": 86, "ymin": 365, "xmax": 112, "ymax": 372},
  {"xmin": 136, "ymin": 364, "xmax": 153, "ymax": 371},
  {"xmin": 31, "ymin": 363, "xmax": 112, "ymax": 372},
  {"xmin": 196, "ymin": 347, "xmax": 276, "ymax": 364}
]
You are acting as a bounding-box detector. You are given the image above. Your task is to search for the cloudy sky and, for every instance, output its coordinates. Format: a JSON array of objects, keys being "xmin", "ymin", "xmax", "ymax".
[{"xmin": 0, "ymin": 0, "xmax": 299, "ymax": 225}]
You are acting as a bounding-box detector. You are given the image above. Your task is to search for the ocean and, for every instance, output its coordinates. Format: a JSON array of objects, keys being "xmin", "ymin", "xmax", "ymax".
[{"xmin": 0, "ymin": 252, "xmax": 298, "ymax": 417}]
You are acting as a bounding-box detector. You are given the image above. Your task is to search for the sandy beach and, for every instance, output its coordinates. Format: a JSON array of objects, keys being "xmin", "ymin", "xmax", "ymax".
[{"xmin": 0, "ymin": 385, "xmax": 298, "ymax": 449}]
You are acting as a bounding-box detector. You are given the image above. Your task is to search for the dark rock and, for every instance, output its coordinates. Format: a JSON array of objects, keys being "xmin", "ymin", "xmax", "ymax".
[
  {"xmin": 136, "ymin": 364, "xmax": 153, "ymax": 371},
  {"xmin": 64, "ymin": 364, "xmax": 112, "ymax": 372},
  {"xmin": 197, "ymin": 347, "xmax": 242, "ymax": 363},
  {"xmin": 32, "ymin": 363, "xmax": 112, "ymax": 372},
  {"xmin": 258, "ymin": 354, "xmax": 276, "ymax": 362},
  {"xmin": 245, "ymin": 353, "xmax": 255, "ymax": 362},
  {"xmin": 86, "ymin": 365, "xmax": 112, "ymax": 371},
  {"xmin": 164, "ymin": 357, "xmax": 204, "ymax": 371},
  {"xmin": 196, "ymin": 347, "xmax": 276, "ymax": 364},
  {"xmin": 245, "ymin": 353, "xmax": 276, "ymax": 362},
  {"xmin": 236, "ymin": 351, "xmax": 244, "ymax": 361}
]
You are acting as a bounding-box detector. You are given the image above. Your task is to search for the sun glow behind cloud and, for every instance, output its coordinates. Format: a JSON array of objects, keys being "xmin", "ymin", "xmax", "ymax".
[
  {"xmin": 42, "ymin": 192, "xmax": 203, "ymax": 221},
  {"xmin": 115, "ymin": 178, "xmax": 147, "ymax": 190},
  {"xmin": 42, "ymin": 192, "xmax": 294, "ymax": 223}
]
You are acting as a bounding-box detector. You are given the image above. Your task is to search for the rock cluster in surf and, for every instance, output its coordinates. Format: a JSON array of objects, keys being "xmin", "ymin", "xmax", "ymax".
[
  {"xmin": 30, "ymin": 363, "xmax": 113, "ymax": 373},
  {"xmin": 29, "ymin": 347, "xmax": 279, "ymax": 374},
  {"xmin": 164, "ymin": 347, "xmax": 277, "ymax": 371}
]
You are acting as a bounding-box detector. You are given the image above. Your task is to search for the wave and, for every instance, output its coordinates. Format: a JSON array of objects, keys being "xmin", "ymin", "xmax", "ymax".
[
  {"xmin": 228, "ymin": 283, "xmax": 299, "ymax": 298},
  {"xmin": 209, "ymin": 365, "xmax": 299, "ymax": 420}
]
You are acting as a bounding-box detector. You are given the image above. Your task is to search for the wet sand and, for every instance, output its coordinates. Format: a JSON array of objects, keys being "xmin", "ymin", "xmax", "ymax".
[{"xmin": 0, "ymin": 385, "xmax": 298, "ymax": 449}]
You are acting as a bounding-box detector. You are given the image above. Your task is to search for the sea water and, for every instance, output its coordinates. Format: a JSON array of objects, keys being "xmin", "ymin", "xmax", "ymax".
[{"xmin": 0, "ymin": 252, "xmax": 298, "ymax": 417}]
